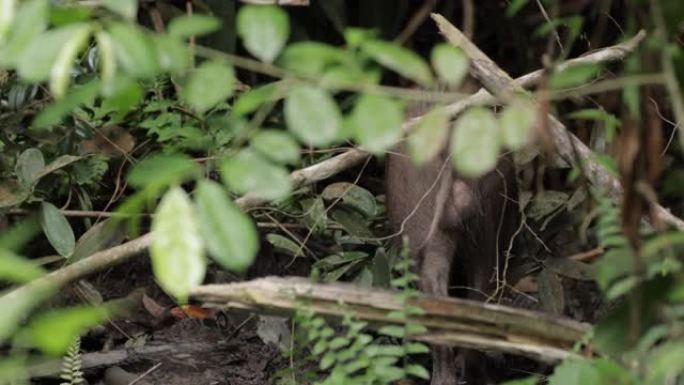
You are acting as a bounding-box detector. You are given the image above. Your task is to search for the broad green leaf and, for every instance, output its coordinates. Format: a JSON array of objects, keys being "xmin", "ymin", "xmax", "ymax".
[
  {"xmin": 351, "ymin": 94, "xmax": 403, "ymax": 154},
  {"xmin": 0, "ymin": 0, "xmax": 16, "ymax": 43},
  {"xmin": 15, "ymin": 148, "xmax": 44, "ymax": 188},
  {"xmin": 0, "ymin": 248, "xmax": 45, "ymax": 283},
  {"xmin": 279, "ymin": 42, "xmax": 350, "ymax": 76},
  {"xmin": 265, "ymin": 233, "xmax": 301, "ymax": 257},
  {"xmin": 153, "ymin": 34, "xmax": 191, "ymax": 74},
  {"xmin": 195, "ymin": 181, "xmax": 258, "ymax": 274},
  {"xmin": 407, "ymin": 106, "xmax": 449, "ymax": 165},
  {"xmin": 0, "ymin": 0, "xmax": 48, "ymax": 67},
  {"xmin": 39, "ymin": 202, "xmax": 75, "ymax": 257},
  {"xmin": 70, "ymin": 218, "xmax": 126, "ymax": 262},
  {"xmin": 321, "ymin": 182, "xmax": 377, "ymax": 218},
  {"xmin": 548, "ymin": 359, "xmax": 599, "ymax": 385},
  {"xmin": 221, "ymin": 150, "xmax": 292, "ymax": 201},
  {"xmin": 233, "ymin": 82, "xmax": 282, "ymax": 117},
  {"xmin": 150, "ymin": 187, "xmax": 205, "ymax": 303},
  {"xmin": 237, "ymin": 5, "xmax": 289, "ymax": 63},
  {"xmin": 16, "ymin": 24, "xmax": 86, "ymax": 82},
  {"xmin": 251, "ymin": 129, "xmax": 300, "ymax": 165},
  {"xmin": 284, "ymin": 85, "xmax": 341, "ymax": 146},
  {"xmin": 549, "ymin": 63, "xmax": 601, "ymax": 89},
  {"xmin": 50, "ymin": 24, "xmax": 91, "ymax": 98},
  {"xmin": 99, "ymin": 76, "xmax": 143, "ymax": 113},
  {"xmin": 127, "ymin": 154, "xmax": 200, "ymax": 190},
  {"xmin": 362, "ymin": 40, "xmax": 434, "ymax": 86},
  {"xmin": 181, "ymin": 60, "xmax": 235, "ymax": 113},
  {"xmin": 95, "ymin": 31, "xmax": 117, "ymax": 95},
  {"xmin": 32, "ymin": 80, "xmax": 100, "ymax": 129},
  {"xmin": 108, "ymin": 22, "xmax": 158, "ymax": 78},
  {"xmin": 21, "ymin": 305, "xmax": 111, "ymax": 356},
  {"xmin": 168, "ymin": 15, "xmax": 221, "ymax": 39},
  {"xmin": 643, "ymin": 231, "xmax": 684, "ymax": 258},
  {"xmin": 431, "ymin": 44, "xmax": 468, "ymax": 87},
  {"xmin": 103, "ymin": 0, "xmax": 137, "ymax": 20},
  {"xmin": 405, "ymin": 364, "xmax": 430, "ymax": 380},
  {"xmin": 450, "ymin": 107, "xmax": 501, "ymax": 177},
  {"xmin": 500, "ymin": 96, "xmax": 536, "ymax": 150}
]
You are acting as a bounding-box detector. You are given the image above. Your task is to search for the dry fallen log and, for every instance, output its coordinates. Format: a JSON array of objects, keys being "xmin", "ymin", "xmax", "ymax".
[
  {"xmin": 432, "ymin": 14, "xmax": 684, "ymax": 230},
  {"xmin": 192, "ymin": 277, "xmax": 590, "ymax": 363}
]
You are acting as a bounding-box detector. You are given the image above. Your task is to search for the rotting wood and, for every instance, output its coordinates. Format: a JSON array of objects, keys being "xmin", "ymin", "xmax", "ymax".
[{"xmin": 191, "ymin": 277, "xmax": 590, "ymax": 363}]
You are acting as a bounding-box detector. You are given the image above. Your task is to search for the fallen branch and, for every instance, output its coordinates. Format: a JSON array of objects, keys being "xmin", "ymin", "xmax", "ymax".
[
  {"xmin": 191, "ymin": 277, "xmax": 590, "ymax": 363},
  {"xmin": 1, "ymin": 27, "xmax": 654, "ymax": 315},
  {"xmin": 432, "ymin": 14, "xmax": 684, "ymax": 230}
]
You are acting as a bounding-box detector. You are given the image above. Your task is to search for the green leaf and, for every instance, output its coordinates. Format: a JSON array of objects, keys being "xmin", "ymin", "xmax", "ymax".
[
  {"xmin": 21, "ymin": 305, "xmax": 111, "ymax": 356},
  {"xmin": 0, "ymin": 0, "xmax": 16, "ymax": 43},
  {"xmin": 547, "ymin": 359, "xmax": 599, "ymax": 385},
  {"xmin": 50, "ymin": 24, "xmax": 91, "ymax": 98},
  {"xmin": 153, "ymin": 34, "xmax": 191, "ymax": 74},
  {"xmin": 351, "ymin": 94, "xmax": 403, "ymax": 154},
  {"xmin": 0, "ymin": 248, "xmax": 45, "ymax": 284},
  {"xmin": 450, "ymin": 107, "xmax": 501, "ymax": 177},
  {"xmin": 35, "ymin": 155, "xmax": 82, "ymax": 181},
  {"xmin": 321, "ymin": 182, "xmax": 377, "ymax": 218},
  {"xmin": 237, "ymin": 5, "xmax": 289, "ymax": 63},
  {"xmin": 16, "ymin": 24, "xmax": 86, "ymax": 82},
  {"xmin": 300, "ymin": 197, "xmax": 327, "ymax": 233},
  {"xmin": 233, "ymin": 82, "xmax": 282, "ymax": 117},
  {"xmin": 362, "ymin": 40, "xmax": 434, "ymax": 86},
  {"xmin": 32, "ymin": 80, "xmax": 100, "ymax": 129},
  {"xmin": 251, "ymin": 129, "xmax": 300, "ymax": 165},
  {"xmin": 221, "ymin": 150, "xmax": 292, "ymax": 201},
  {"xmin": 95, "ymin": 31, "xmax": 117, "ymax": 95},
  {"xmin": 15, "ymin": 148, "xmax": 44, "ymax": 188},
  {"xmin": 181, "ymin": 60, "xmax": 235, "ymax": 113},
  {"xmin": 405, "ymin": 364, "xmax": 430, "ymax": 380},
  {"xmin": 506, "ymin": 0, "xmax": 530, "ymax": 17},
  {"xmin": 279, "ymin": 42, "xmax": 350, "ymax": 77},
  {"xmin": 284, "ymin": 85, "xmax": 342, "ymax": 146},
  {"xmin": 407, "ymin": 106, "xmax": 449, "ymax": 165},
  {"xmin": 0, "ymin": 278, "xmax": 57, "ymax": 345},
  {"xmin": 500, "ymin": 96, "xmax": 536, "ymax": 150},
  {"xmin": 103, "ymin": 0, "xmax": 137, "ymax": 20},
  {"xmin": 501, "ymin": 377, "xmax": 539, "ymax": 385},
  {"xmin": 195, "ymin": 180, "xmax": 258, "ymax": 274},
  {"xmin": 405, "ymin": 342, "xmax": 429, "ymax": 354},
  {"xmin": 378, "ymin": 325, "xmax": 405, "ymax": 338},
  {"xmin": 108, "ymin": 22, "xmax": 158, "ymax": 78},
  {"xmin": 549, "ymin": 63, "xmax": 601, "ymax": 89},
  {"xmin": 168, "ymin": 14, "xmax": 221, "ymax": 38},
  {"xmin": 431, "ymin": 44, "xmax": 468, "ymax": 87},
  {"xmin": 0, "ymin": 0, "xmax": 48, "ymax": 68},
  {"xmin": 39, "ymin": 202, "xmax": 75, "ymax": 257},
  {"xmin": 150, "ymin": 187, "xmax": 206, "ymax": 303},
  {"xmin": 266, "ymin": 233, "xmax": 302, "ymax": 257},
  {"xmin": 127, "ymin": 154, "xmax": 200, "ymax": 190},
  {"xmin": 70, "ymin": 218, "xmax": 126, "ymax": 262}
]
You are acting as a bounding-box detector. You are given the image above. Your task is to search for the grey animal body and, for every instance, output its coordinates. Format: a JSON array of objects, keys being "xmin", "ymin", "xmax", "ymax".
[{"xmin": 385, "ymin": 101, "xmax": 519, "ymax": 385}]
